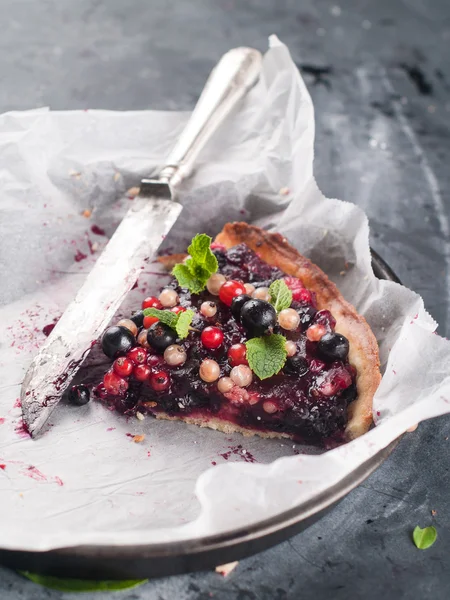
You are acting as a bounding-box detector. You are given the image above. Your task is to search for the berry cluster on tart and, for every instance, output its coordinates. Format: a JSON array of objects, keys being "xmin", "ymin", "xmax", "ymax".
[{"xmin": 72, "ymin": 223, "xmax": 380, "ymax": 445}]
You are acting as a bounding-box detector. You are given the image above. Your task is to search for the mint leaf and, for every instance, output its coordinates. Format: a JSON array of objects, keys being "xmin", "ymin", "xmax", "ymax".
[
  {"xmin": 142, "ymin": 308, "xmax": 193, "ymax": 340},
  {"xmin": 186, "ymin": 259, "xmax": 212, "ymax": 283},
  {"xmin": 188, "ymin": 234, "xmax": 218, "ymax": 274},
  {"xmin": 413, "ymin": 526, "xmax": 437, "ymax": 550},
  {"xmin": 172, "ymin": 264, "xmax": 204, "ymax": 294},
  {"xmin": 172, "ymin": 234, "xmax": 218, "ymax": 293},
  {"xmin": 176, "ymin": 309, "xmax": 194, "ymax": 339},
  {"xmin": 143, "ymin": 308, "xmax": 178, "ymax": 328},
  {"xmin": 269, "ymin": 279, "xmax": 292, "ymax": 313},
  {"xmin": 245, "ymin": 334, "xmax": 287, "ymax": 380},
  {"xmin": 19, "ymin": 571, "xmax": 147, "ymax": 592}
]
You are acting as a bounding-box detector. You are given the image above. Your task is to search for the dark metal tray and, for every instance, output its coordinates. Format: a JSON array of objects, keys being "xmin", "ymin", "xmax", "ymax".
[{"xmin": 0, "ymin": 249, "xmax": 401, "ymax": 580}]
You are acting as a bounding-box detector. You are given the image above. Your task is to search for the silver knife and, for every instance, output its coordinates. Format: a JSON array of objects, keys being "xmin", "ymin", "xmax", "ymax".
[{"xmin": 21, "ymin": 47, "xmax": 262, "ymax": 436}]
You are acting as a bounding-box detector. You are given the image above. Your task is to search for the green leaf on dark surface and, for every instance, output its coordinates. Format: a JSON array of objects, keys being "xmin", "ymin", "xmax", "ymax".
[
  {"xmin": 413, "ymin": 526, "xmax": 437, "ymax": 550},
  {"xmin": 142, "ymin": 308, "xmax": 193, "ymax": 340},
  {"xmin": 142, "ymin": 307, "xmax": 178, "ymax": 328},
  {"xmin": 175, "ymin": 309, "xmax": 194, "ymax": 339},
  {"xmin": 269, "ymin": 279, "xmax": 293, "ymax": 313},
  {"xmin": 245, "ymin": 334, "xmax": 287, "ymax": 380},
  {"xmin": 172, "ymin": 263, "xmax": 205, "ymax": 294},
  {"xmin": 19, "ymin": 571, "xmax": 147, "ymax": 592}
]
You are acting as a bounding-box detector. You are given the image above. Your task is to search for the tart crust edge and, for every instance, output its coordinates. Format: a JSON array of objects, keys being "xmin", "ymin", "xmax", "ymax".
[{"xmin": 159, "ymin": 222, "xmax": 381, "ymax": 440}]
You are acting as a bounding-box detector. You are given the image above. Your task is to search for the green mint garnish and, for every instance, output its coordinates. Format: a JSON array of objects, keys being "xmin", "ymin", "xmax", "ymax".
[
  {"xmin": 175, "ymin": 309, "xmax": 194, "ymax": 339},
  {"xmin": 172, "ymin": 234, "xmax": 218, "ymax": 294},
  {"xmin": 19, "ymin": 572, "xmax": 147, "ymax": 592},
  {"xmin": 269, "ymin": 279, "xmax": 293, "ymax": 313},
  {"xmin": 245, "ymin": 334, "xmax": 287, "ymax": 380},
  {"xmin": 143, "ymin": 308, "xmax": 178, "ymax": 328},
  {"xmin": 413, "ymin": 526, "xmax": 437, "ymax": 550},
  {"xmin": 143, "ymin": 308, "xmax": 194, "ymax": 340}
]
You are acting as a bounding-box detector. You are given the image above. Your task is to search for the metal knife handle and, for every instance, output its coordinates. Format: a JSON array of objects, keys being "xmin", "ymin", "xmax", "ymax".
[{"xmin": 141, "ymin": 47, "xmax": 262, "ymax": 191}]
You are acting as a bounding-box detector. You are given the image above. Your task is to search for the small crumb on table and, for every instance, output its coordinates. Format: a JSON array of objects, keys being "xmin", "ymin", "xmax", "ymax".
[
  {"xmin": 133, "ymin": 434, "xmax": 145, "ymax": 443},
  {"xmin": 215, "ymin": 561, "xmax": 238, "ymax": 576}
]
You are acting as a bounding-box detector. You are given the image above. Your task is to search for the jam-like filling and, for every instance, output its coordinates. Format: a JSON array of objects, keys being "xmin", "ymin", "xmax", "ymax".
[{"xmin": 93, "ymin": 243, "xmax": 357, "ymax": 445}]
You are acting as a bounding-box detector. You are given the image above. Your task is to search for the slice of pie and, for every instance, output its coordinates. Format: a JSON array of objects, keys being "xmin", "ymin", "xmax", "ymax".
[{"xmin": 90, "ymin": 223, "xmax": 380, "ymax": 445}]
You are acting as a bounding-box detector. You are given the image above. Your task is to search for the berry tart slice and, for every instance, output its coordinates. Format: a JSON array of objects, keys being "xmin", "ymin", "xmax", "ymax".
[{"xmin": 88, "ymin": 223, "xmax": 380, "ymax": 445}]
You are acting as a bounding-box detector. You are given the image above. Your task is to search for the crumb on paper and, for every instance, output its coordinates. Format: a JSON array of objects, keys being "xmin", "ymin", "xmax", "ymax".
[
  {"xmin": 136, "ymin": 412, "xmax": 145, "ymax": 421},
  {"xmin": 19, "ymin": 493, "xmax": 23, "ymax": 498},
  {"xmin": 279, "ymin": 186, "xmax": 290, "ymax": 196},
  {"xmin": 82, "ymin": 209, "xmax": 92, "ymax": 218},
  {"xmin": 133, "ymin": 434, "xmax": 145, "ymax": 443},
  {"xmin": 215, "ymin": 561, "xmax": 238, "ymax": 576},
  {"xmin": 339, "ymin": 270, "xmax": 346, "ymax": 276},
  {"xmin": 69, "ymin": 169, "xmax": 82, "ymax": 179},
  {"xmin": 432, "ymin": 509, "xmax": 437, "ymax": 516},
  {"xmin": 113, "ymin": 172, "xmax": 121, "ymax": 182},
  {"xmin": 127, "ymin": 186, "xmax": 140, "ymax": 199}
]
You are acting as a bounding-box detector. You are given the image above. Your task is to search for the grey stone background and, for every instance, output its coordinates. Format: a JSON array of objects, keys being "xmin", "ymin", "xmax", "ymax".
[{"xmin": 1, "ymin": 0, "xmax": 449, "ymax": 598}]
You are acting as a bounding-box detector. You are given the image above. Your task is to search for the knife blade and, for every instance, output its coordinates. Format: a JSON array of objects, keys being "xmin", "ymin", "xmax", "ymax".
[{"xmin": 21, "ymin": 47, "xmax": 262, "ymax": 436}]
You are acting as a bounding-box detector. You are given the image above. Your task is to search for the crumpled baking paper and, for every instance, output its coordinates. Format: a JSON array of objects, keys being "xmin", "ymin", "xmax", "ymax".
[{"xmin": 1, "ymin": 36, "xmax": 450, "ymax": 551}]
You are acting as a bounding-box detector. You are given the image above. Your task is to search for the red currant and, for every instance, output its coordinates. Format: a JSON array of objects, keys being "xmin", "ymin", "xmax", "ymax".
[
  {"xmin": 219, "ymin": 280, "xmax": 246, "ymax": 307},
  {"xmin": 113, "ymin": 356, "xmax": 134, "ymax": 377},
  {"xmin": 150, "ymin": 370, "xmax": 170, "ymax": 392},
  {"xmin": 142, "ymin": 296, "xmax": 162, "ymax": 310},
  {"xmin": 227, "ymin": 343, "xmax": 248, "ymax": 367},
  {"xmin": 133, "ymin": 364, "xmax": 151, "ymax": 382},
  {"xmin": 147, "ymin": 354, "xmax": 163, "ymax": 369},
  {"xmin": 297, "ymin": 289, "xmax": 314, "ymax": 305},
  {"xmin": 284, "ymin": 276, "xmax": 305, "ymax": 302},
  {"xmin": 210, "ymin": 242, "xmax": 226, "ymax": 251},
  {"xmin": 127, "ymin": 346, "xmax": 148, "ymax": 365},
  {"xmin": 143, "ymin": 314, "xmax": 159, "ymax": 328},
  {"xmin": 103, "ymin": 370, "xmax": 128, "ymax": 396},
  {"xmin": 170, "ymin": 306, "xmax": 186, "ymax": 314},
  {"xmin": 201, "ymin": 326, "xmax": 224, "ymax": 349}
]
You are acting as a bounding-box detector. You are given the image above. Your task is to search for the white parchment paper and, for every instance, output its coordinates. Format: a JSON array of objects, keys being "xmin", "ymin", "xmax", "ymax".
[{"xmin": 1, "ymin": 36, "xmax": 450, "ymax": 551}]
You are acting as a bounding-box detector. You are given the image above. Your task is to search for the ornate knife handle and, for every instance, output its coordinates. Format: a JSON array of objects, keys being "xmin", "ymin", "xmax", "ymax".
[{"xmin": 140, "ymin": 47, "xmax": 262, "ymax": 192}]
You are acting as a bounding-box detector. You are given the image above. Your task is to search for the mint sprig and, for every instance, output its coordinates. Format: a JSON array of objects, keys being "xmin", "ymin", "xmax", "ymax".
[
  {"xmin": 143, "ymin": 308, "xmax": 194, "ymax": 340},
  {"xmin": 413, "ymin": 526, "xmax": 437, "ymax": 550},
  {"xmin": 245, "ymin": 334, "xmax": 287, "ymax": 380},
  {"xmin": 172, "ymin": 234, "xmax": 218, "ymax": 294},
  {"xmin": 143, "ymin": 308, "xmax": 178, "ymax": 328},
  {"xmin": 176, "ymin": 310, "xmax": 194, "ymax": 339},
  {"xmin": 269, "ymin": 279, "xmax": 292, "ymax": 313}
]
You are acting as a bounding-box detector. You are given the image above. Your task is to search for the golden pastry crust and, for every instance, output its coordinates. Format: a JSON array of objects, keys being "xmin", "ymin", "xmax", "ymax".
[{"xmin": 158, "ymin": 222, "xmax": 381, "ymax": 441}]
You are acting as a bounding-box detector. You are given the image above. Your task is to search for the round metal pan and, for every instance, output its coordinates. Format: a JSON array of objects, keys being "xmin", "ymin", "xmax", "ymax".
[{"xmin": 0, "ymin": 250, "xmax": 401, "ymax": 580}]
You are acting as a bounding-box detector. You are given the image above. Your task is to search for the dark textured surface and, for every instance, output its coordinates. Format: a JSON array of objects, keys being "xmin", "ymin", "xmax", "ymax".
[{"xmin": 1, "ymin": 0, "xmax": 450, "ymax": 598}]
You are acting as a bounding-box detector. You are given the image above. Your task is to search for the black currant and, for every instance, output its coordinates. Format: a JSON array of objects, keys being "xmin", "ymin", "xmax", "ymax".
[
  {"xmin": 147, "ymin": 322, "xmax": 177, "ymax": 353},
  {"xmin": 101, "ymin": 326, "xmax": 135, "ymax": 359},
  {"xmin": 284, "ymin": 355, "xmax": 309, "ymax": 376},
  {"xmin": 292, "ymin": 302, "xmax": 317, "ymax": 330},
  {"xmin": 68, "ymin": 384, "xmax": 90, "ymax": 406},
  {"xmin": 317, "ymin": 332, "xmax": 349, "ymax": 361},
  {"xmin": 230, "ymin": 294, "xmax": 251, "ymax": 320},
  {"xmin": 240, "ymin": 299, "xmax": 277, "ymax": 337},
  {"xmin": 130, "ymin": 310, "xmax": 145, "ymax": 328}
]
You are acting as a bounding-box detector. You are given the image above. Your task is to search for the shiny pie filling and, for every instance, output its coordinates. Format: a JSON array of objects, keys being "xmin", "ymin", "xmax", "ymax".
[{"xmin": 94, "ymin": 243, "xmax": 357, "ymax": 445}]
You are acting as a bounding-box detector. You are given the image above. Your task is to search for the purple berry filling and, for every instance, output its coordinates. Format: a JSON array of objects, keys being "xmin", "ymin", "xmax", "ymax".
[{"xmin": 94, "ymin": 243, "xmax": 357, "ymax": 445}]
